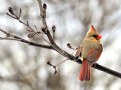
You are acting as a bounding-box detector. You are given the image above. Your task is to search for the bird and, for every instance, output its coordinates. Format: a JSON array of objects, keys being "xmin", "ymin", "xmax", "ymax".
[{"xmin": 75, "ymin": 25, "xmax": 103, "ymax": 81}]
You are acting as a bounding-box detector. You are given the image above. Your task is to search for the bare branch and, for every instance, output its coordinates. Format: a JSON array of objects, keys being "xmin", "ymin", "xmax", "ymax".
[
  {"xmin": 47, "ymin": 61, "xmax": 57, "ymax": 75},
  {"xmin": 36, "ymin": 0, "xmax": 121, "ymax": 79},
  {"xmin": 0, "ymin": 28, "xmax": 53, "ymax": 49},
  {"xmin": 0, "ymin": 0, "xmax": 121, "ymax": 81},
  {"xmin": 6, "ymin": 7, "xmax": 54, "ymax": 46},
  {"xmin": 47, "ymin": 58, "xmax": 68, "ymax": 75},
  {"xmin": 7, "ymin": 12, "xmax": 35, "ymax": 32},
  {"xmin": 36, "ymin": 0, "xmax": 76, "ymax": 60},
  {"xmin": 37, "ymin": 0, "xmax": 55, "ymax": 45},
  {"xmin": 18, "ymin": 8, "xmax": 22, "ymax": 18}
]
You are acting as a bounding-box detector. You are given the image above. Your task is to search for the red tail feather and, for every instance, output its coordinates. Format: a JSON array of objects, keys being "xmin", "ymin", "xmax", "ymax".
[{"xmin": 79, "ymin": 59, "xmax": 91, "ymax": 81}]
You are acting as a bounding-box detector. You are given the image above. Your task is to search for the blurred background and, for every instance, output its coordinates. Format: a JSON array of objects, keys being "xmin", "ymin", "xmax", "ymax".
[{"xmin": 0, "ymin": 0, "xmax": 121, "ymax": 90}]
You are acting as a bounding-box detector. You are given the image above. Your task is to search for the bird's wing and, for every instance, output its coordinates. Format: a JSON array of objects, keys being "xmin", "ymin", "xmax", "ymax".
[{"xmin": 86, "ymin": 44, "xmax": 103, "ymax": 65}]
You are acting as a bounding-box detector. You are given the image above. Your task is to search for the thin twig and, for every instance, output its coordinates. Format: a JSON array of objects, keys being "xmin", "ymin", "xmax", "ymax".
[
  {"xmin": 52, "ymin": 25, "xmax": 56, "ymax": 39},
  {"xmin": 7, "ymin": 13, "xmax": 34, "ymax": 32},
  {"xmin": 0, "ymin": 28, "xmax": 52, "ymax": 49},
  {"xmin": 55, "ymin": 58, "xmax": 68, "ymax": 67},
  {"xmin": 6, "ymin": 8, "xmax": 53, "ymax": 45}
]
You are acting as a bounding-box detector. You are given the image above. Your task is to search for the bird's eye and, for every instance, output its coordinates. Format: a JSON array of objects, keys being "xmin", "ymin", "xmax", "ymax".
[{"xmin": 93, "ymin": 34, "xmax": 98, "ymax": 38}]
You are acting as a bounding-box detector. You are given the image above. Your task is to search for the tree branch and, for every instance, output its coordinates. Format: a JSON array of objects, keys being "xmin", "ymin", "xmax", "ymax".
[
  {"xmin": 92, "ymin": 63, "xmax": 121, "ymax": 78},
  {"xmin": 0, "ymin": 28, "xmax": 53, "ymax": 49},
  {"xmin": 76, "ymin": 60, "xmax": 121, "ymax": 78},
  {"xmin": 36, "ymin": 0, "xmax": 75, "ymax": 60},
  {"xmin": 36, "ymin": 0, "xmax": 121, "ymax": 79},
  {"xmin": 0, "ymin": 0, "xmax": 121, "ymax": 80}
]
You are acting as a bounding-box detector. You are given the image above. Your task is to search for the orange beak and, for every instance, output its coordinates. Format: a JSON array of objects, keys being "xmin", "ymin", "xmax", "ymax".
[{"xmin": 97, "ymin": 35, "xmax": 102, "ymax": 39}]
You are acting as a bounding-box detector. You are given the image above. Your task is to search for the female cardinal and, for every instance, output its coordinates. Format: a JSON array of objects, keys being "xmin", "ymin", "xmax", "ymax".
[{"xmin": 75, "ymin": 25, "xmax": 103, "ymax": 81}]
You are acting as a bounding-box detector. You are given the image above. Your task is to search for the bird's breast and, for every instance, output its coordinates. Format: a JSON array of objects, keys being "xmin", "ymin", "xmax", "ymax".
[{"xmin": 81, "ymin": 38, "xmax": 102, "ymax": 63}]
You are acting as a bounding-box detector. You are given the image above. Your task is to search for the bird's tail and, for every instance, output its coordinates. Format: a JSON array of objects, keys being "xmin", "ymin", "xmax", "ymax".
[{"xmin": 79, "ymin": 59, "xmax": 91, "ymax": 81}]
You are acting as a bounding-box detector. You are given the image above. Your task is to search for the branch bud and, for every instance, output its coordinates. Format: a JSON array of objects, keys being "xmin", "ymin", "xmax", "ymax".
[
  {"xmin": 8, "ymin": 7, "xmax": 14, "ymax": 15},
  {"xmin": 47, "ymin": 61, "xmax": 51, "ymax": 65},
  {"xmin": 52, "ymin": 25, "xmax": 56, "ymax": 32},
  {"xmin": 41, "ymin": 27, "xmax": 45, "ymax": 32},
  {"xmin": 28, "ymin": 33, "xmax": 35, "ymax": 38},
  {"xmin": 67, "ymin": 43, "xmax": 72, "ymax": 48},
  {"xmin": 43, "ymin": 3, "xmax": 47, "ymax": 10}
]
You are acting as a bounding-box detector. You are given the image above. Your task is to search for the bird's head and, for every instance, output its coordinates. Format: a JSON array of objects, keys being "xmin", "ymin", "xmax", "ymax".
[{"xmin": 87, "ymin": 25, "xmax": 102, "ymax": 40}]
